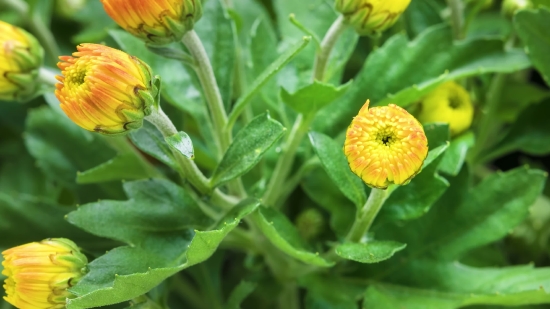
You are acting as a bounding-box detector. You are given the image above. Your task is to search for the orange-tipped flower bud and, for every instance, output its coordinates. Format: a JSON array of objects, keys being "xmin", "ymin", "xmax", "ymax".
[
  {"xmin": 335, "ymin": 0, "xmax": 412, "ymax": 36},
  {"xmin": 2, "ymin": 238, "xmax": 88, "ymax": 309},
  {"xmin": 344, "ymin": 101, "xmax": 428, "ymax": 189},
  {"xmin": 55, "ymin": 43, "xmax": 157, "ymax": 135},
  {"xmin": 0, "ymin": 20, "xmax": 44, "ymax": 102},
  {"xmin": 101, "ymin": 0, "xmax": 203, "ymax": 46},
  {"xmin": 417, "ymin": 82, "xmax": 474, "ymax": 137}
]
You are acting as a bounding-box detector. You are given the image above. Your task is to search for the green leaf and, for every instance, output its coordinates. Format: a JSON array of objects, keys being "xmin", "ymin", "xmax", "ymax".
[
  {"xmin": 211, "ymin": 113, "xmax": 285, "ymax": 187},
  {"xmin": 309, "ymin": 131, "xmax": 367, "ymax": 208},
  {"xmin": 486, "ymin": 100, "xmax": 550, "ymax": 161},
  {"xmin": 129, "ymin": 121, "xmax": 177, "ymax": 170},
  {"xmin": 66, "ymin": 199, "xmax": 260, "ymax": 309},
  {"xmin": 225, "ymin": 281, "xmax": 257, "ymax": 309},
  {"xmin": 76, "ymin": 153, "xmax": 154, "ymax": 184},
  {"xmin": 254, "ymin": 207, "xmax": 334, "ymax": 267},
  {"xmin": 335, "ymin": 241, "xmax": 407, "ymax": 264},
  {"xmin": 439, "ymin": 131, "xmax": 475, "ymax": 176},
  {"xmin": 165, "ymin": 131, "xmax": 194, "ymax": 159},
  {"xmin": 195, "ymin": 0, "xmax": 236, "ymax": 109},
  {"xmin": 281, "ymin": 81, "xmax": 352, "ymax": 115},
  {"xmin": 403, "ymin": 0, "xmax": 445, "ymax": 38},
  {"xmin": 67, "ymin": 179, "xmax": 213, "ymax": 246},
  {"xmin": 227, "ymin": 36, "xmax": 311, "ymax": 128},
  {"xmin": 496, "ymin": 81, "xmax": 550, "ymax": 122},
  {"xmin": 24, "ymin": 106, "xmax": 116, "ymax": 188},
  {"xmin": 515, "ymin": 8, "xmax": 550, "ymax": 87},
  {"xmin": 315, "ymin": 25, "xmax": 532, "ymax": 136},
  {"xmin": 300, "ymin": 274, "xmax": 365, "ymax": 309}
]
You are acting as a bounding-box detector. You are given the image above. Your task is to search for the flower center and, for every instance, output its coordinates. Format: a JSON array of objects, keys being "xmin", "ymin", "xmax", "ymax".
[
  {"xmin": 448, "ymin": 95, "xmax": 461, "ymax": 109},
  {"xmin": 376, "ymin": 127, "xmax": 397, "ymax": 147},
  {"xmin": 64, "ymin": 60, "xmax": 89, "ymax": 89}
]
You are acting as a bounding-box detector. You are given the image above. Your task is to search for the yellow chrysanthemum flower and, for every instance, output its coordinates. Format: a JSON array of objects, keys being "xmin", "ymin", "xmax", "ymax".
[
  {"xmin": 2, "ymin": 238, "xmax": 88, "ymax": 309},
  {"xmin": 101, "ymin": 0, "xmax": 203, "ymax": 46},
  {"xmin": 417, "ymin": 82, "xmax": 474, "ymax": 136},
  {"xmin": 0, "ymin": 20, "xmax": 43, "ymax": 102},
  {"xmin": 345, "ymin": 101, "xmax": 428, "ymax": 189},
  {"xmin": 335, "ymin": 0, "xmax": 412, "ymax": 36},
  {"xmin": 55, "ymin": 43, "xmax": 157, "ymax": 135}
]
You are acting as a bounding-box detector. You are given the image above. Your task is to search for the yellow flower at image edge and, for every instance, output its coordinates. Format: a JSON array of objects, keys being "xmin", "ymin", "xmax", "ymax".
[
  {"xmin": 345, "ymin": 101, "xmax": 428, "ymax": 189},
  {"xmin": 335, "ymin": 0, "xmax": 412, "ymax": 36},
  {"xmin": 417, "ymin": 81, "xmax": 474, "ymax": 136},
  {"xmin": 0, "ymin": 20, "xmax": 44, "ymax": 101},
  {"xmin": 2, "ymin": 238, "xmax": 88, "ymax": 309},
  {"xmin": 101, "ymin": 0, "xmax": 203, "ymax": 46},
  {"xmin": 56, "ymin": 43, "xmax": 156, "ymax": 135}
]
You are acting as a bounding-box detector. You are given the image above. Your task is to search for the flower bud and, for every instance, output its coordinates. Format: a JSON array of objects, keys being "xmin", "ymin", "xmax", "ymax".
[
  {"xmin": 55, "ymin": 0, "xmax": 87, "ymax": 19},
  {"xmin": 345, "ymin": 101, "xmax": 428, "ymax": 189},
  {"xmin": 335, "ymin": 0, "xmax": 412, "ymax": 36},
  {"xmin": 56, "ymin": 43, "xmax": 157, "ymax": 135},
  {"xmin": 417, "ymin": 82, "xmax": 473, "ymax": 137},
  {"xmin": 0, "ymin": 20, "xmax": 44, "ymax": 102},
  {"xmin": 101, "ymin": 0, "xmax": 203, "ymax": 46},
  {"xmin": 502, "ymin": 0, "xmax": 532, "ymax": 18},
  {"xmin": 2, "ymin": 238, "xmax": 88, "ymax": 309},
  {"xmin": 295, "ymin": 208, "xmax": 325, "ymax": 241}
]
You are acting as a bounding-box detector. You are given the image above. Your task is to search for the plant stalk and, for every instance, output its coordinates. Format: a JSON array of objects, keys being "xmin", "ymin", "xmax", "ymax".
[
  {"xmin": 447, "ymin": 0, "xmax": 465, "ymax": 40},
  {"xmin": 312, "ymin": 15, "xmax": 347, "ymax": 82},
  {"xmin": 38, "ymin": 67, "xmax": 58, "ymax": 86},
  {"xmin": 345, "ymin": 188, "xmax": 389, "ymax": 243}
]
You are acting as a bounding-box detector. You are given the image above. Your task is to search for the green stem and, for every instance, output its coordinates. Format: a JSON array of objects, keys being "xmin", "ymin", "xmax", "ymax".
[
  {"xmin": 182, "ymin": 30, "xmax": 231, "ymax": 155},
  {"xmin": 38, "ymin": 67, "xmax": 58, "ymax": 86},
  {"xmin": 345, "ymin": 188, "xmax": 388, "ymax": 243},
  {"xmin": 277, "ymin": 157, "xmax": 320, "ymax": 208},
  {"xmin": 312, "ymin": 15, "xmax": 347, "ymax": 82},
  {"xmin": 171, "ymin": 275, "xmax": 210, "ymax": 309},
  {"xmin": 262, "ymin": 114, "xmax": 313, "ymax": 206},
  {"xmin": 145, "ymin": 107, "xmax": 236, "ymax": 207},
  {"xmin": 447, "ymin": 0, "xmax": 465, "ymax": 40},
  {"xmin": 277, "ymin": 283, "xmax": 300, "ymax": 309}
]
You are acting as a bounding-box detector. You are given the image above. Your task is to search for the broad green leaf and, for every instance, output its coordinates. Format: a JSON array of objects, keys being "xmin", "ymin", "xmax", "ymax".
[
  {"xmin": 309, "ymin": 131, "xmax": 366, "ymax": 208},
  {"xmin": 301, "ymin": 167, "xmax": 355, "ymax": 238},
  {"xmin": 67, "ymin": 179, "xmax": 213, "ymax": 246},
  {"xmin": 485, "ymin": 100, "xmax": 550, "ymax": 161},
  {"xmin": 71, "ymin": 0, "xmax": 116, "ymax": 43},
  {"xmin": 300, "ymin": 274, "xmax": 365, "ymax": 309},
  {"xmin": 227, "ymin": 36, "xmax": 311, "ymax": 128},
  {"xmin": 439, "ymin": 131, "xmax": 475, "ymax": 176},
  {"xmin": 496, "ymin": 81, "xmax": 550, "ymax": 122},
  {"xmin": 165, "ymin": 131, "xmax": 194, "ymax": 159},
  {"xmin": 378, "ymin": 167, "xmax": 546, "ymax": 262},
  {"xmin": 195, "ymin": 0, "xmax": 236, "ymax": 109},
  {"xmin": 254, "ymin": 207, "xmax": 334, "ymax": 267},
  {"xmin": 66, "ymin": 199, "xmax": 260, "ymax": 309},
  {"xmin": 225, "ymin": 281, "xmax": 257, "ymax": 309},
  {"xmin": 129, "ymin": 121, "xmax": 177, "ymax": 170},
  {"xmin": 423, "ymin": 123, "xmax": 450, "ymax": 153},
  {"xmin": 211, "ymin": 113, "xmax": 285, "ymax": 187},
  {"xmin": 403, "ymin": 0, "xmax": 445, "ymax": 38},
  {"xmin": 24, "ymin": 106, "xmax": 115, "ymax": 188},
  {"xmin": 76, "ymin": 153, "xmax": 155, "ymax": 184},
  {"xmin": 335, "ymin": 241, "xmax": 407, "ymax": 264},
  {"xmin": 315, "ymin": 25, "xmax": 532, "ymax": 136},
  {"xmin": 515, "ymin": 8, "xmax": 550, "ymax": 86},
  {"xmin": 466, "ymin": 12, "xmax": 513, "ymax": 39},
  {"xmin": 281, "ymin": 81, "xmax": 352, "ymax": 115}
]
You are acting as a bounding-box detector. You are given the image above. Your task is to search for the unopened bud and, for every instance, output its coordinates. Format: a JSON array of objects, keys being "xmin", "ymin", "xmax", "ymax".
[
  {"xmin": 295, "ymin": 208, "xmax": 325, "ymax": 240},
  {"xmin": 502, "ymin": 0, "xmax": 532, "ymax": 18},
  {"xmin": 335, "ymin": 0, "xmax": 412, "ymax": 36}
]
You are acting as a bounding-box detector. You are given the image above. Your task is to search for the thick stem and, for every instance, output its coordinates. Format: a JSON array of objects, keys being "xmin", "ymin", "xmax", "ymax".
[
  {"xmin": 447, "ymin": 0, "xmax": 465, "ymax": 40},
  {"xmin": 345, "ymin": 188, "xmax": 388, "ymax": 243},
  {"xmin": 182, "ymin": 30, "xmax": 231, "ymax": 155},
  {"xmin": 312, "ymin": 15, "xmax": 347, "ymax": 82},
  {"xmin": 38, "ymin": 67, "xmax": 58, "ymax": 86},
  {"xmin": 262, "ymin": 115, "xmax": 313, "ymax": 206},
  {"xmin": 145, "ymin": 107, "xmax": 235, "ymax": 207}
]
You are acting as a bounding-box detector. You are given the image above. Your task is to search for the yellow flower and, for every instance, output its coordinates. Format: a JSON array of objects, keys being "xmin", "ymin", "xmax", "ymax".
[
  {"xmin": 417, "ymin": 82, "xmax": 474, "ymax": 136},
  {"xmin": 55, "ymin": 43, "xmax": 157, "ymax": 135},
  {"xmin": 101, "ymin": 0, "xmax": 203, "ymax": 46},
  {"xmin": 2, "ymin": 238, "xmax": 88, "ymax": 309},
  {"xmin": 0, "ymin": 20, "xmax": 43, "ymax": 102},
  {"xmin": 335, "ymin": 0, "xmax": 412, "ymax": 36},
  {"xmin": 344, "ymin": 101, "xmax": 428, "ymax": 189}
]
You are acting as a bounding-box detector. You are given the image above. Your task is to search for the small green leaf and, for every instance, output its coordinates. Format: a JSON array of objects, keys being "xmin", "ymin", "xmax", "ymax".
[
  {"xmin": 225, "ymin": 281, "xmax": 257, "ymax": 309},
  {"xmin": 76, "ymin": 153, "xmax": 155, "ymax": 184},
  {"xmin": 255, "ymin": 207, "xmax": 334, "ymax": 267},
  {"xmin": 335, "ymin": 241, "xmax": 407, "ymax": 264},
  {"xmin": 309, "ymin": 131, "xmax": 367, "ymax": 208},
  {"xmin": 129, "ymin": 121, "xmax": 177, "ymax": 169},
  {"xmin": 439, "ymin": 131, "xmax": 475, "ymax": 176},
  {"xmin": 67, "ymin": 199, "xmax": 260, "ymax": 309},
  {"xmin": 165, "ymin": 131, "xmax": 194, "ymax": 159},
  {"xmin": 212, "ymin": 113, "xmax": 285, "ymax": 187},
  {"xmin": 281, "ymin": 81, "xmax": 352, "ymax": 115},
  {"xmin": 515, "ymin": 8, "xmax": 550, "ymax": 86}
]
